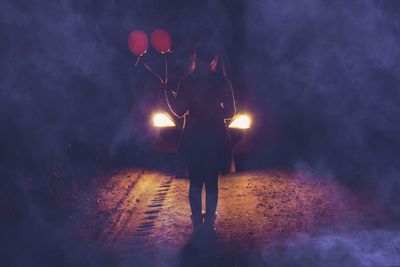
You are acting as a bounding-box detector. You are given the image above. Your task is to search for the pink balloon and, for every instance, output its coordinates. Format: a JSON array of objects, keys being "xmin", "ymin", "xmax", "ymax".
[
  {"xmin": 128, "ymin": 30, "xmax": 148, "ymax": 56},
  {"xmin": 151, "ymin": 29, "xmax": 172, "ymax": 54}
]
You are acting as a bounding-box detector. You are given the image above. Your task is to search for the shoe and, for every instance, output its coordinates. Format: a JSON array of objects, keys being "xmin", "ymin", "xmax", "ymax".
[
  {"xmin": 191, "ymin": 214, "xmax": 203, "ymax": 233},
  {"xmin": 204, "ymin": 212, "xmax": 217, "ymax": 232}
]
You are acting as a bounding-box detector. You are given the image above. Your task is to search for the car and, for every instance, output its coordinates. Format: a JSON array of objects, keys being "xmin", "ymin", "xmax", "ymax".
[{"xmin": 147, "ymin": 94, "xmax": 255, "ymax": 173}]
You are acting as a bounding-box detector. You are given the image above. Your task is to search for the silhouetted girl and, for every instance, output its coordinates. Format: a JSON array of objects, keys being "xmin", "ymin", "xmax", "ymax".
[{"xmin": 165, "ymin": 44, "xmax": 236, "ymax": 232}]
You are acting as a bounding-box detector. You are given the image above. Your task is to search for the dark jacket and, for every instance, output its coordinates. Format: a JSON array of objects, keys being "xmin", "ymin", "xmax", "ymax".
[{"xmin": 165, "ymin": 72, "xmax": 236, "ymax": 175}]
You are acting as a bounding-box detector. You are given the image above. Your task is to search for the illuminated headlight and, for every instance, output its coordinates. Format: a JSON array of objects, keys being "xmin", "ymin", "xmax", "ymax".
[
  {"xmin": 152, "ymin": 112, "xmax": 176, "ymax": 128},
  {"xmin": 228, "ymin": 114, "xmax": 251, "ymax": 129}
]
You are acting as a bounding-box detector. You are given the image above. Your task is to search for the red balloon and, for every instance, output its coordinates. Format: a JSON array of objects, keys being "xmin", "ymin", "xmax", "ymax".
[
  {"xmin": 151, "ymin": 29, "xmax": 172, "ymax": 54},
  {"xmin": 128, "ymin": 30, "xmax": 148, "ymax": 56}
]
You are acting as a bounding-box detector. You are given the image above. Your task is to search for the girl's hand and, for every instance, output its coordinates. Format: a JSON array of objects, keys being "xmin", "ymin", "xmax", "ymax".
[{"xmin": 161, "ymin": 80, "xmax": 171, "ymax": 93}]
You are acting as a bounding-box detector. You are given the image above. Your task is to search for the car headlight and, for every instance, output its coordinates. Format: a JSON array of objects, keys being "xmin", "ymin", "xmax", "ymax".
[
  {"xmin": 228, "ymin": 114, "xmax": 251, "ymax": 129},
  {"xmin": 152, "ymin": 112, "xmax": 176, "ymax": 128}
]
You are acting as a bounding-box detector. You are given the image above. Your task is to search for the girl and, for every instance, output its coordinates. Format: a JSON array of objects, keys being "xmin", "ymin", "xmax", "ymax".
[{"xmin": 165, "ymin": 44, "xmax": 236, "ymax": 232}]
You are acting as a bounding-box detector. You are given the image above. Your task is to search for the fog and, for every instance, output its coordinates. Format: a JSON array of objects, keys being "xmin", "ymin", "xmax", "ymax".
[{"xmin": 1, "ymin": 0, "xmax": 399, "ymax": 266}]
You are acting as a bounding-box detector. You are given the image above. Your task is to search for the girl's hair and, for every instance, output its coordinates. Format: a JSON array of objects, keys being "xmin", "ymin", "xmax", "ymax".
[{"xmin": 188, "ymin": 43, "xmax": 226, "ymax": 77}]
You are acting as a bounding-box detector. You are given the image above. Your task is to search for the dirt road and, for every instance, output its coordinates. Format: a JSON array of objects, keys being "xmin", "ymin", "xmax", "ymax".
[{"xmin": 79, "ymin": 168, "xmax": 391, "ymax": 266}]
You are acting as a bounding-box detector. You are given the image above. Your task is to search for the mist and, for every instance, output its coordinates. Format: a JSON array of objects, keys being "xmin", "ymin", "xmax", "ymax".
[{"xmin": 1, "ymin": 0, "xmax": 400, "ymax": 266}]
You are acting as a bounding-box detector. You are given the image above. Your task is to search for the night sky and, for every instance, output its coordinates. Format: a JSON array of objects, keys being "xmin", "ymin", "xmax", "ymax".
[{"xmin": 1, "ymin": 0, "xmax": 400, "ymax": 266}]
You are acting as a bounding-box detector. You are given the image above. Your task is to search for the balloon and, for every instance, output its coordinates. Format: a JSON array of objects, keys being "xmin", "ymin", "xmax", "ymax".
[
  {"xmin": 128, "ymin": 30, "xmax": 148, "ymax": 56},
  {"xmin": 151, "ymin": 29, "xmax": 172, "ymax": 54}
]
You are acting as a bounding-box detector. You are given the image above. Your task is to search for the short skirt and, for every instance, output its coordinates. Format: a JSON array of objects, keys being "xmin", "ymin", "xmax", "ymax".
[{"xmin": 178, "ymin": 123, "xmax": 232, "ymax": 175}]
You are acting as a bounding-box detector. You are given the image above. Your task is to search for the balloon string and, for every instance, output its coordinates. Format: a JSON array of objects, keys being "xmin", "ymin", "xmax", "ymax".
[
  {"xmin": 135, "ymin": 56, "xmax": 141, "ymax": 66},
  {"xmin": 164, "ymin": 54, "xmax": 168, "ymax": 84},
  {"xmin": 142, "ymin": 60, "xmax": 164, "ymax": 84}
]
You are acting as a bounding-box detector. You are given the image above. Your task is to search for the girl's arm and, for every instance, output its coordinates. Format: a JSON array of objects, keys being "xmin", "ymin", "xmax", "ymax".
[
  {"xmin": 164, "ymin": 79, "xmax": 188, "ymax": 118},
  {"xmin": 221, "ymin": 77, "xmax": 236, "ymax": 119}
]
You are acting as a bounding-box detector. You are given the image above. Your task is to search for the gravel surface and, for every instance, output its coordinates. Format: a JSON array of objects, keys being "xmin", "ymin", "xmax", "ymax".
[{"xmin": 77, "ymin": 168, "xmax": 395, "ymax": 266}]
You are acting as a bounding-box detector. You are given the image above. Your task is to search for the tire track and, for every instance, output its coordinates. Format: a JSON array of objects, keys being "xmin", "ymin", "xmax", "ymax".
[
  {"xmin": 107, "ymin": 174, "xmax": 169, "ymax": 247},
  {"xmin": 118, "ymin": 177, "xmax": 173, "ymax": 257},
  {"xmin": 93, "ymin": 170, "xmax": 144, "ymax": 241}
]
